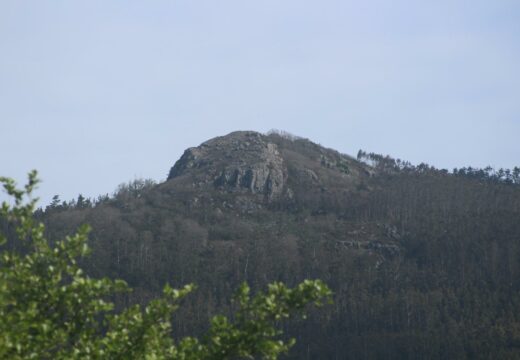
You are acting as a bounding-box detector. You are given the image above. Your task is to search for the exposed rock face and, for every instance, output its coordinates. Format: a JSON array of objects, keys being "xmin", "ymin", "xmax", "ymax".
[
  {"xmin": 166, "ymin": 130, "xmax": 371, "ymax": 205},
  {"xmin": 168, "ymin": 131, "xmax": 285, "ymax": 200}
]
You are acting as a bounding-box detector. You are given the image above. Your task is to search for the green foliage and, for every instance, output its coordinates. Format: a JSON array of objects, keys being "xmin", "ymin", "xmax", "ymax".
[{"xmin": 0, "ymin": 172, "xmax": 331, "ymax": 359}]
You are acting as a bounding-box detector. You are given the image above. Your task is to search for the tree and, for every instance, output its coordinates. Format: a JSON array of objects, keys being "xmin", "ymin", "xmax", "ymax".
[{"xmin": 0, "ymin": 171, "xmax": 331, "ymax": 359}]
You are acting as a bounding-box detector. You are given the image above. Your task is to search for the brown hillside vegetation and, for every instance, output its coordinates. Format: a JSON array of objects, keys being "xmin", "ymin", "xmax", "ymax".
[{"xmin": 31, "ymin": 130, "xmax": 520, "ymax": 359}]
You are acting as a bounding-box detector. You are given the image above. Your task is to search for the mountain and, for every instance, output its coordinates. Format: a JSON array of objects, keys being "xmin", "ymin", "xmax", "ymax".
[{"xmin": 34, "ymin": 130, "xmax": 520, "ymax": 359}]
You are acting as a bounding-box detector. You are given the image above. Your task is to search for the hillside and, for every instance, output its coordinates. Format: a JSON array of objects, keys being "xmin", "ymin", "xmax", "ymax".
[{"xmin": 29, "ymin": 130, "xmax": 520, "ymax": 359}]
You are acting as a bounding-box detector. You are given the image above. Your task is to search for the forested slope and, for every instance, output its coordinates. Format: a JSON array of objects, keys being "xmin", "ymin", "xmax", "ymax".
[{"xmin": 24, "ymin": 131, "xmax": 520, "ymax": 359}]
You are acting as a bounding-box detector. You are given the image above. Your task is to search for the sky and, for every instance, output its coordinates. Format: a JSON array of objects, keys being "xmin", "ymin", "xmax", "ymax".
[{"xmin": 1, "ymin": 0, "xmax": 519, "ymax": 206}]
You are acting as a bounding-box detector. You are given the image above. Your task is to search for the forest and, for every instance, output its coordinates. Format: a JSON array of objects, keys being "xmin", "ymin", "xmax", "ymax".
[{"xmin": 3, "ymin": 131, "xmax": 520, "ymax": 359}]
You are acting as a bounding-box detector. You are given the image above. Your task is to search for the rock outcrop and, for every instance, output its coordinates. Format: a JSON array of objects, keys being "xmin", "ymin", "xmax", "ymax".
[
  {"xmin": 168, "ymin": 131, "xmax": 285, "ymax": 200},
  {"xmin": 166, "ymin": 130, "xmax": 370, "ymax": 204}
]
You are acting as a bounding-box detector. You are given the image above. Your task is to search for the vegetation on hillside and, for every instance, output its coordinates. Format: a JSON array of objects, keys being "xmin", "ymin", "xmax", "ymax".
[
  {"xmin": 0, "ymin": 172, "xmax": 331, "ymax": 359},
  {"xmin": 4, "ymin": 132, "xmax": 520, "ymax": 358}
]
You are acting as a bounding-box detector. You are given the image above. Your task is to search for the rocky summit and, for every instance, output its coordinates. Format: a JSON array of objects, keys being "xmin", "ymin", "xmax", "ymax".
[
  {"xmin": 168, "ymin": 131, "xmax": 285, "ymax": 200},
  {"xmin": 166, "ymin": 130, "xmax": 369, "ymax": 202}
]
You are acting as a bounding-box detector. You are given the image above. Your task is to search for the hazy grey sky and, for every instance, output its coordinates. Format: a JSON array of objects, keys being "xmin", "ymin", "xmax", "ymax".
[{"xmin": 1, "ymin": 0, "xmax": 519, "ymax": 206}]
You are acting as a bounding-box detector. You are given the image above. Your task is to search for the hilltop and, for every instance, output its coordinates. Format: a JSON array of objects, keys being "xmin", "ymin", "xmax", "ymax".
[{"xmin": 166, "ymin": 130, "xmax": 369, "ymax": 196}]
